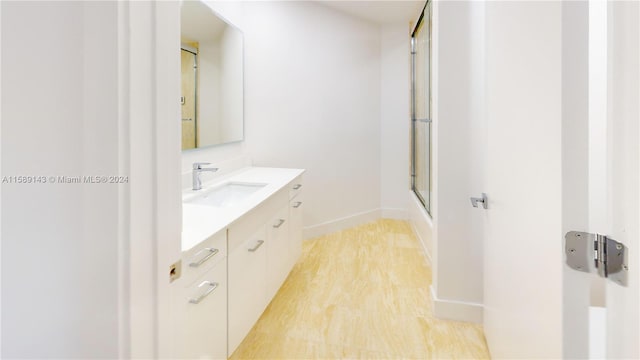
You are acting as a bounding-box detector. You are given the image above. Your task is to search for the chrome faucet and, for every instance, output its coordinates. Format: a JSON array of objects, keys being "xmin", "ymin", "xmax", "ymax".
[{"xmin": 192, "ymin": 162, "xmax": 219, "ymax": 191}]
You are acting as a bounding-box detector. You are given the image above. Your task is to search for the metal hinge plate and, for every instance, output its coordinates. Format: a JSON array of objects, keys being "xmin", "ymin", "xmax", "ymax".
[{"xmin": 565, "ymin": 231, "xmax": 628, "ymax": 286}]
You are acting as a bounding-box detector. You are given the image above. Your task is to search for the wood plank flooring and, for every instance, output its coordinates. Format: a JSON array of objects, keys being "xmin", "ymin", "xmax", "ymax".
[{"xmin": 230, "ymin": 219, "xmax": 491, "ymax": 359}]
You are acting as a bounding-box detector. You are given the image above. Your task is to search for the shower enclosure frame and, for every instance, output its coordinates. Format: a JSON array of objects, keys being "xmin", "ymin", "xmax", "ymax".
[
  {"xmin": 410, "ymin": 0, "xmax": 432, "ymax": 214},
  {"xmin": 181, "ymin": 46, "xmax": 199, "ymax": 149}
]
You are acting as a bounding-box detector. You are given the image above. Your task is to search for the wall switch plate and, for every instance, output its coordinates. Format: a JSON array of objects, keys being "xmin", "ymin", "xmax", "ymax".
[{"xmin": 169, "ymin": 260, "xmax": 181, "ymax": 283}]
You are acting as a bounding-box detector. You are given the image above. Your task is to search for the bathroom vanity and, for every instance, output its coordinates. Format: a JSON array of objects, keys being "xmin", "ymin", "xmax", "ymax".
[{"xmin": 180, "ymin": 166, "xmax": 305, "ymax": 358}]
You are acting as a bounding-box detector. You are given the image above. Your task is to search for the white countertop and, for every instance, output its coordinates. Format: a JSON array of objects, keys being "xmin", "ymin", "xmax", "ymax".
[{"xmin": 181, "ymin": 166, "xmax": 305, "ymax": 252}]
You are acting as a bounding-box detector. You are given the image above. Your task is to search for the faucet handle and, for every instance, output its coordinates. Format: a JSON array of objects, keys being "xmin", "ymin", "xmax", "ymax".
[{"xmin": 193, "ymin": 162, "xmax": 211, "ymax": 170}]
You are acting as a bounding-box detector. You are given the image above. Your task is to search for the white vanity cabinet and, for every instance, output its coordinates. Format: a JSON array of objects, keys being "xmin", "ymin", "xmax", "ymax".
[
  {"xmin": 288, "ymin": 176, "xmax": 304, "ymax": 270},
  {"xmin": 227, "ymin": 187, "xmax": 291, "ymax": 356},
  {"xmin": 266, "ymin": 205, "xmax": 291, "ymax": 300},
  {"xmin": 179, "ymin": 231, "xmax": 228, "ymax": 359},
  {"xmin": 182, "ymin": 167, "xmax": 305, "ymax": 359},
  {"xmin": 227, "ymin": 223, "xmax": 268, "ymax": 354}
]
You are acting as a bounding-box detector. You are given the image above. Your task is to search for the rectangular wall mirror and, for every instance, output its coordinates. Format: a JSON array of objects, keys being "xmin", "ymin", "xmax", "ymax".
[{"xmin": 181, "ymin": 0, "xmax": 244, "ymax": 150}]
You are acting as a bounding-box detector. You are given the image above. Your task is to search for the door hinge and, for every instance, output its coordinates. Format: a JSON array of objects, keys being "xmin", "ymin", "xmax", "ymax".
[{"xmin": 565, "ymin": 231, "xmax": 628, "ymax": 286}]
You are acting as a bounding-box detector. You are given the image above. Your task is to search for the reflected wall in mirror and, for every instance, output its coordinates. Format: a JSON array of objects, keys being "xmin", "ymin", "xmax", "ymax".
[{"xmin": 181, "ymin": 0, "xmax": 244, "ymax": 150}]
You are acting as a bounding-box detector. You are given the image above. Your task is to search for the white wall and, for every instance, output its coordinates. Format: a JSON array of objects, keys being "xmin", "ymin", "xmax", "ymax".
[
  {"xmin": 380, "ymin": 24, "xmax": 411, "ymax": 219},
  {"xmin": 246, "ymin": 2, "xmax": 382, "ymax": 235},
  {"xmin": 561, "ymin": 2, "xmax": 591, "ymax": 358},
  {"xmin": 483, "ymin": 1, "xmax": 564, "ymax": 357},
  {"xmin": 1, "ymin": 2, "xmax": 120, "ymax": 357},
  {"xmin": 605, "ymin": 2, "xmax": 640, "ymax": 357},
  {"xmin": 184, "ymin": 2, "xmax": 412, "ymax": 238},
  {"xmin": 587, "ymin": 0, "xmax": 608, "ymax": 309},
  {"xmin": 2, "ymin": 2, "xmax": 182, "ymax": 358},
  {"xmin": 426, "ymin": 0, "xmax": 485, "ymax": 322}
]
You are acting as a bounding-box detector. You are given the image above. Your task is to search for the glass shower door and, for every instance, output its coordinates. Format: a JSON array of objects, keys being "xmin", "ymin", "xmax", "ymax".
[{"xmin": 412, "ymin": 2, "xmax": 432, "ymax": 213}]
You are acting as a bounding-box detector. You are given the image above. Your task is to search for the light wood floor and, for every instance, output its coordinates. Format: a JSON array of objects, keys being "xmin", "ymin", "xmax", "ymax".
[{"xmin": 230, "ymin": 219, "xmax": 491, "ymax": 359}]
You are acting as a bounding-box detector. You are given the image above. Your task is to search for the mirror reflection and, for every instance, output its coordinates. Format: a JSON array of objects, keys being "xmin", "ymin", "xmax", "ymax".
[{"xmin": 181, "ymin": 0, "xmax": 244, "ymax": 150}]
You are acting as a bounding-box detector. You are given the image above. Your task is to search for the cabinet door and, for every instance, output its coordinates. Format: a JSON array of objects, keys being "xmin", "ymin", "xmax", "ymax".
[
  {"xmin": 289, "ymin": 194, "xmax": 304, "ymax": 269},
  {"xmin": 228, "ymin": 226, "xmax": 268, "ymax": 356},
  {"xmin": 266, "ymin": 206, "xmax": 290, "ymax": 300},
  {"xmin": 180, "ymin": 259, "xmax": 227, "ymax": 360}
]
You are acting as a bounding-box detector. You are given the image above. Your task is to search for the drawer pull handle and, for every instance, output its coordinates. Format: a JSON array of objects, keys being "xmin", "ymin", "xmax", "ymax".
[
  {"xmin": 189, "ymin": 281, "xmax": 219, "ymax": 304},
  {"xmin": 292, "ymin": 201, "xmax": 302, "ymax": 208},
  {"xmin": 248, "ymin": 240, "xmax": 265, "ymax": 252},
  {"xmin": 189, "ymin": 247, "xmax": 219, "ymax": 268},
  {"xmin": 273, "ymin": 219, "xmax": 286, "ymax": 228},
  {"xmin": 292, "ymin": 184, "xmax": 302, "ymax": 190}
]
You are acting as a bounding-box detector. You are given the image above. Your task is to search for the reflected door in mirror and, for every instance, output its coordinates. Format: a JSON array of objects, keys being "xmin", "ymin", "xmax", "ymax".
[{"xmin": 181, "ymin": 48, "xmax": 197, "ymax": 150}]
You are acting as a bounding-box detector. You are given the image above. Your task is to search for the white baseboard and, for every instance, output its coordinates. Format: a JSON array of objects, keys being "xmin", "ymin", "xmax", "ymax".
[
  {"xmin": 380, "ymin": 207, "xmax": 409, "ymax": 220},
  {"xmin": 430, "ymin": 285, "xmax": 483, "ymax": 323},
  {"xmin": 302, "ymin": 207, "xmax": 410, "ymax": 239},
  {"xmin": 303, "ymin": 208, "xmax": 382, "ymax": 239}
]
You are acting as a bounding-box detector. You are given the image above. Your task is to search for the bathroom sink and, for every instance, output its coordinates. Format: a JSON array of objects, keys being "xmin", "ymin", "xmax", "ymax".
[{"xmin": 185, "ymin": 182, "xmax": 267, "ymax": 208}]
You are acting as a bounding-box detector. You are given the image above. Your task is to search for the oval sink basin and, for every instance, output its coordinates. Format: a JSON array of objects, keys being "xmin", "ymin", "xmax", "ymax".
[{"xmin": 185, "ymin": 182, "xmax": 267, "ymax": 208}]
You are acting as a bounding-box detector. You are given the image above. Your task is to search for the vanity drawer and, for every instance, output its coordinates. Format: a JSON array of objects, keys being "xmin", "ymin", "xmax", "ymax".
[
  {"xmin": 182, "ymin": 230, "xmax": 227, "ymax": 285},
  {"xmin": 289, "ymin": 175, "xmax": 303, "ymax": 200},
  {"xmin": 180, "ymin": 259, "xmax": 227, "ymax": 360},
  {"xmin": 228, "ymin": 188, "xmax": 288, "ymax": 252}
]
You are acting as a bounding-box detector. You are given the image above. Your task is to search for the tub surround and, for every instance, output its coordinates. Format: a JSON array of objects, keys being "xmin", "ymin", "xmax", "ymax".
[{"xmin": 182, "ymin": 166, "xmax": 305, "ymax": 251}]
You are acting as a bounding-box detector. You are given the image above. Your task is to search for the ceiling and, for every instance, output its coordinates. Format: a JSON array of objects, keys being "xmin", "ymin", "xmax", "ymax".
[
  {"xmin": 181, "ymin": 0, "xmax": 227, "ymax": 43},
  {"xmin": 318, "ymin": 1, "xmax": 424, "ymax": 25}
]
